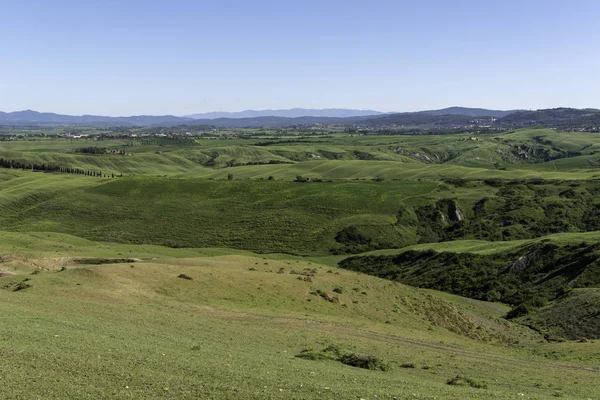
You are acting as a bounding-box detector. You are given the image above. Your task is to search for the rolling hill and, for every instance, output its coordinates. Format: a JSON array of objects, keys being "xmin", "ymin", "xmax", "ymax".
[
  {"xmin": 0, "ymin": 127, "xmax": 599, "ymax": 398},
  {"xmin": 497, "ymin": 108, "xmax": 600, "ymax": 128},
  {"xmin": 185, "ymin": 108, "xmax": 384, "ymax": 119},
  {"xmin": 0, "ymin": 107, "xmax": 517, "ymax": 127},
  {"xmin": 418, "ymin": 107, "xmax": 518, "ymax": 118},
  {"xmin": 0, "ymin": 110, "xmax": 195, "ymax": 127}
]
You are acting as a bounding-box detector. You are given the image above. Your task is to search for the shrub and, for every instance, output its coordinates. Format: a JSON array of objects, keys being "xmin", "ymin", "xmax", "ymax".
[
  {"xmin": 295, "ymin": 345, "xmax": 340, "ymax": 361},
  {"xmin": 13, "ymin": 281, "xmax": 32, "ymax": 292},
  {"xmin": 177, "ymin": 273, "xmax": 193, "ymax": 280},
  {"xmin": 319, "ymin": 291, "xmax": 339, "ymax": 303},
  {"xmin": 295, "ymin": 349, "xmax": 333, "ymax": 361},
  {"xmin": 506, "ymin": 301, "xmax": 537, "ymax": 319},
  {"xmin": 446, "ymin": 375, "xmax": 488, "ymax": 389},
  {"xmin": 296, "ymin": 346, "xmax": 388, "ymax": 371},
  {"xmin": 339, "ymin": 353, "xmax": 389, "ymax": 371}
]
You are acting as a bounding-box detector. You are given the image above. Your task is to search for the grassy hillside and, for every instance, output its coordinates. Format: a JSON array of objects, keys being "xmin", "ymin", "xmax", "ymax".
[
  {"xmin": 1, "ymin": 171, "xmax": 600, "ymax": 255},
  {"xmin": 1, "ymin": 235, "xmax": 598, "ymax": 399},
  {"xmin": 2, "ymin": 129, "xmax": 600, "ymax": 180},
  {"xmin": 0, "ymin": 173, "xmax": 437, "ymax": 254},
  {"xmin": 0, "ymin": 128, "xmax": 599, "ymax": 398},
  {"xmin": 518, "ymin": 288, "xmax": 600, "ymax": 340},
  {"xmin": 339, "ymin": 238, "xmax": 600, "ymax": 339}
]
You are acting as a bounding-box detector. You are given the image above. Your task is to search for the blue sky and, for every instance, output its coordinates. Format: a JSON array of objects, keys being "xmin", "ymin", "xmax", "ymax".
[{"xmin": 1, "ymin": 0, "xmax": 599, "ymax": 116}]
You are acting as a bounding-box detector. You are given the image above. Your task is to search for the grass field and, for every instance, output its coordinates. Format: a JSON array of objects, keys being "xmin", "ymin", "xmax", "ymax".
[
  {"xmin": 2, "ymin": 128, "xmax": 600, "ymax": 180},
  {"xmin": 1, "ymin": 234, "xmax": 599, "ymax": 399},
  {"xmin": 0, "ymin": 128, "xmax": 599, "ymax": 398}
]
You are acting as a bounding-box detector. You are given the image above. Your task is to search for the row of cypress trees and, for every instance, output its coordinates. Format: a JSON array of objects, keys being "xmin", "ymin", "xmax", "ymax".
[{"xmin": 0, "ymin": 158, "xmax": 116, "ymax": 178}]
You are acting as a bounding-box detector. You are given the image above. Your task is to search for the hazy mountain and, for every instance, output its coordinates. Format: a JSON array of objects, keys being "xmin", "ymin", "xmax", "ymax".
[
  {"xmin": 497, "ymin": 108, "xmax": 600, "ymax": 128},
  {"xmin": 185, "ymin": 108, "xmax": 383, "ymax": 119},
  {"xmin": 3, "ymin": 107, "xmax": 597, "ymax": 129},
  {"xmin": 183, "ymin": 115, "xmax": 372, "ymax": 128},
  {"xmin": 418, "ymin": 107, "xmax": 519, "ymax": 118},
  {"xmin": 0, "ymin": 110, "xmax": 194, "ymax": 127},
  {"xmin": 357, "ymin": 113, "xmax": 478, "ymax": 127}
]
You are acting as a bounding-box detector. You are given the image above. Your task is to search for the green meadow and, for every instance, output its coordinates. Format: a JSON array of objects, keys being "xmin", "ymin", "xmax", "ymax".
[{"xmin": 0, "ymin": 128, "xmax": 599, "ymax": 398}]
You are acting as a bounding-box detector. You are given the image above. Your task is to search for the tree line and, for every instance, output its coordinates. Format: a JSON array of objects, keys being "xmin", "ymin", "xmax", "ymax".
[{"xmin": 0, "ymin": 157, "xmax": 117, "ymax": 178}]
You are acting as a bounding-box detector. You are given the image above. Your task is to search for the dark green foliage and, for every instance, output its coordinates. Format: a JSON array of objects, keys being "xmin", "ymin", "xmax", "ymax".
[
  {"xmin": 333, "ymin": 224, "xmax": 410, "ymax": 254},
  {"xmin": 296, "ymin": 345, "xmax": 388, "ymax": 371},
  {"xmin": 295, "ymin": 349, "xmax": 334, "ymax": 361},
  {"xmin": 335, "ymin": 226, "xmax": 371, "ymax": 246},
  {"xmin": 13, "ymin": 280, "xmax": 32, "ymax": 292},
  {"xmin": 506, "ymin": 301, "xmax": 540, "ymax": 319},
  {"xmin": 73, "ymin": 258, "xmax": 136, "ymax": 265},
  {"xmin": 353, "ymin": 151, "xmax": 376, "ymax": 160},
  {"xmin": 0, "ymin": 157, "xmax": 104, "ymax": 177},
  {"xmin": 519, "ymin": 290, "xmax": 600, "ymax": 340},
  {"xmin": 295, "ymin": 345, "xmax": 341, "ymax": 361},
  {"xmin": 441, "ymin": 177, "xmax": 468, "ymax": 187},
  {"xmin": 74, "ymin": 147, "xmax": 108, "ymax": 155},
  {"xmin": 338, "ymin": 353, "xmax": 389, "ymax": 371},
  {"xmin": 339, "ymin": 242, "xmax": 600, "ymax": 320},
  {"xmin": 413, "ymin": 181, "xmax": 600, "ymax": 244},
  {"xmin": 177, "ymin": 274, "xmax": 193, "ymax": 280},
  {"xmin": 446, "ymin": 375, "xmax": 488, "ymax": 389}
]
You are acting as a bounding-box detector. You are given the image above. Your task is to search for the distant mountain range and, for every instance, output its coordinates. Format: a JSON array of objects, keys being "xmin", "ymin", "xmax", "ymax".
[
  {"xmin": 2, "ymin": 107, "xmax": 598, "ymax": 129},
  {"xmin": 497, "ymin": 107, "xmax": 600, "ymax": 128},
  {"xmin": 416, "ymin": 107, "xmax": 519, "ymax": 118},
  {"xmin": 185, "ymin": 108, "xmax": 383, "ymax": 119},
  {"xmin": 0, "ymin": 110, "xmax": 194, "ymax": 127},
  {"xmin": 0, "ymin": 107, "xmax": 517, "ymax": 127}
]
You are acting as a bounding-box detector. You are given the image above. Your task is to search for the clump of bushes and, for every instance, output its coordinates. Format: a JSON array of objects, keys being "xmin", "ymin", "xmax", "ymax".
[
  {"xmin": 446, "ymin": 375, "xmax": 488, "ymax": 389},
  {"xmin": 339, "ymin": 353, "xmax": 389, "ymax": 371},
  {"xmin": 177, "ymin": 273, "xmax": 193, "ymax": 280},
  {"xmin": 13, "ymin": 279, "xmax": 32, "ymax": 292},
  {"xmin": 295, "ymin": 345, "xmax": 341, "ymax": 361},
  {"xmin": 296, "ymin": 345, "xmax": 388, "ymax": 371},
  {"xmin": 319, "ymin": 291, "xmax": 339, "ymax": 303},
  {"xmin": 290, "ymin": 268, "xmax": 317, "ymax": 277},
  {"xmin": 73, "ymin": 258, "xmax": 136, "ymax": 265},
  {"xmin": 310, "ymin": 289, "xmax": 339, "ymax": 303}
]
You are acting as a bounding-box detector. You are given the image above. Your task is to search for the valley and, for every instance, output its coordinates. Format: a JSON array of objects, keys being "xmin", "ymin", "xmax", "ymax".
[{"xmin": 0, "ymin": 126, "xmax": 598, "ymax": 399}]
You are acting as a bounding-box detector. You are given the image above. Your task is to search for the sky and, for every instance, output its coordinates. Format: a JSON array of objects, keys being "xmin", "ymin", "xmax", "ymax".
[{"xmin": 1, "ymin": 0, "xmax": 599, "ymax": 116}]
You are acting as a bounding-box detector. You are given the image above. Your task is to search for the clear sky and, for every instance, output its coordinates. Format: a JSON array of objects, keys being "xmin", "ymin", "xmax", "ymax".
[{"xmin": 1, "ymin": 0, "xmax": 599, "ymax": 116}]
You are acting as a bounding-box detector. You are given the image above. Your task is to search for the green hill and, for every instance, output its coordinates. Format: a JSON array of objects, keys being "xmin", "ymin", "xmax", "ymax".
[
  {"xmin": 0, "ymin": 128, "xmax": 599, "ymax": 398},
  {"xmin": 339, "ymin": 239, "xmax": 600, "ymax": 340},
  {"xmin": 0, "ymin": 233, "xmax": 598, "ymax": 399}
]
